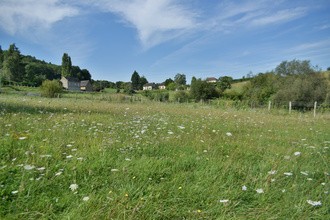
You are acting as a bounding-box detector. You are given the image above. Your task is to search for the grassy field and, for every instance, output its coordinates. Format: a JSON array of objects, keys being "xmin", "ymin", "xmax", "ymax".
[{"xmin": 0, "ymin": 89, "xmax": 329, "ymax": 219}]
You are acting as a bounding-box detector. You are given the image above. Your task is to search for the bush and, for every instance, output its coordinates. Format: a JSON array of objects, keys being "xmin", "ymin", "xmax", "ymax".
[{"xmin": 40, "ymin": 80, "xmax": 62, "ymax": 98}]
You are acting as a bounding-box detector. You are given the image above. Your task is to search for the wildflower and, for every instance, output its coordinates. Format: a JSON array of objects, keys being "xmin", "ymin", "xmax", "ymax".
[
  {"xmin": 11, "ymin": 191, "xmax": 19, "ymax": 194},
  {"xmin": 111, "ymin": 169, "xmax": 118, "ymax": 172},
  {"xmin": 294, "ymin": 152, "xmax": 301, "ymax": 156},
  {"xmin": 24, "ymin": 165, "xmax": 35, "ymax": 170},
  {"xmin": 69, "ymin": 184, "xmax": 78, "ymax": 191},
  {"xmin": 321, "ymin": 183, "xmax": 326, "ymax": 186},
  {"xmin": 256, "ymin": 189, "xmax": 264, "ymax": 193},
  {"xmin": 242, "ymin": 185, "xmax": 247, "ymax": 191},
  {"xmin": 197, "ymin": 210, "xmax": 201, "ymax": 213},
  {"xmin": 109, "ymin": 191, "xmax": 112, "ymax": 193},
  {"xmin": 19, "ymin": 137, "xmax": 27, "ymax": 140},
  {"xmin": 178, "ymin": 187, "xmax": 182, "ymax": 190},
  {"xmin": 307, "ymin": 200, "xmax": 322, "ymax": 206},
  {"xmin": 271, "ymin": 179, "xmax": 276, "ymax": 182},
  {"xmin": 307, "ymin": 178, "xmax": 313, "ymax": 181},
  {"xmin": 125, "ymin": 193, "xmax": 128, "ymax": 197},
  {"xmin": 168, "ymin": 131, "xmax": 174, "ymax": 134},
  {"xmin": 36, "ymin": 167, "xmax": 46, "ymax": 171},
  {"xmin": 125, "ymin": 158, "xmax": 131, "ymax": 161},
  {"xmin": 141, "ymin": 198, "xmax": 143, "ymax": 201},
  {"xmin": 66, "ymin": 155, "xmax": 73, "ymax": 159},
  {"xmin": 268, "ymin": 170, "xmax": 276, "ymax": 174},
  {"xmin": 226, "ymin": 132, "xmax": 232, "ymax": 136},
  {"xmin": 300, "ymin": 171, "xmax": 308, "ymax": 175},
  {"xmin": 282, "ymin": 189, "xmax": 286, "ymax": 193},
  {"xmin": 220, "ymin": 200, "xmax": 229, "ymax": 203},
  {"xmin": 133, "ymin": 176, "xmax": 136, "ymax": 179},
  {"xmin": 284, "ymin": 172, "xmax": 293, "ymax": 176},
  {"xmin": 82, "ymin": 197, "xmax": 89, "ymax": 201},
  {"xmin": 55, "ymin": 172, "xmax": 62, "ymax": 176}
]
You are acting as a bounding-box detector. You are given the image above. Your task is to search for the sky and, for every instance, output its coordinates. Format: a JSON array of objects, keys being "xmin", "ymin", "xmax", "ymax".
[{"xmin": 0, "ymin": 0, "xmax": 330, "ymax": 83}]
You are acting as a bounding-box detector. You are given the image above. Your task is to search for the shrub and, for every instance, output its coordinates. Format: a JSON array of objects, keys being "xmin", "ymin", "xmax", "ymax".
[{"xmin": 40, "ymin": 80, "xmax": 62, "ymax": 98}]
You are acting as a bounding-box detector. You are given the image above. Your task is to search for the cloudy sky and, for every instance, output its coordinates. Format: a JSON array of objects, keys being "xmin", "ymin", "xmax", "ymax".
[{"xmin": 1, "ymin": 0, "xmax": 329, "ymax": 83}]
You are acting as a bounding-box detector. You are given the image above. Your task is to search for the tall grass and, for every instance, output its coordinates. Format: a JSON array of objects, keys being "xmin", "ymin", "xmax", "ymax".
[{"xmin": 0, "ymin": 92, "xmax": 329, "ymax": 219}]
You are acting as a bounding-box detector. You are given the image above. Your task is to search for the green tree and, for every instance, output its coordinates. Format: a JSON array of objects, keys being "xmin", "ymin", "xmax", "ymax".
[
  {"xmin": 0, "ymin": 45, "xmax": 3, "ymax": 69},
  {"xmin": 217, "ymin": 76, "xmax": 233, "ymax": 92},
  {"xmin": 139, "ymin": 75, "xmax": 148, "ymax": 90},
  {"xmin": 190, "ymin": 77, "xmax": 218, "ymax": 101},
  {"xmin": 164, "ymin": 78, "xmax": 174, "ymax": 87},
  {"xmin": 61, "ymin": 53, "xmax": 72, "ymax": 77},
  {"xmin": 131, "ymin": 70, "xmax": 140, "ymax": 90},
  {"xmin": 174, "ymin": 73, "xmax": 186, "ymax": 85},
  {"xmin": 3, "ymin": 43, "xmax": 24, "ymax": 82},
  {"xmin": 40, "ymin": 80, "xmax": 62, "ymax": 98}
]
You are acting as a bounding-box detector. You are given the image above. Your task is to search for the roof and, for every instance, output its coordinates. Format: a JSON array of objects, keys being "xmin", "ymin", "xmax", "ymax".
[
  {"xmin": 63, "ymin": 77, "xmax": 80, "ymax": 82},
  {"xmin": 143, "ymin": 83, "xmax": 155, "ymax": 87},
  {"xmin": 80, "ymin": 80, "xmax": 90, "ymax": 86},
  {"xmin": 159, "ymin": 83, "xmax": 165, "ymax": 86},
  {"xmin": 206, "ymin": 77, "xmax": 217, "ymax": 81}
]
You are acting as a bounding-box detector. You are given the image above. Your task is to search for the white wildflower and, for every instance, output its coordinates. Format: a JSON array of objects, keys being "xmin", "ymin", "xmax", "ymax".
[
  {"xmin": 36, "ymin": 167, "xmax": 45, "ymax": 171},
  {"xmin": 307, "ymin": 200, "xmax": 322, "ymax": 206},
  {"xmin": 284, "ymin": 156, "xmax": 290, "ymax": 159},
  {"xmin": 268, "ymin": 170, "xmax": 276, "ymax": 174},
  {"xmin": 242, "ymin": 185, "xmax": 247, "ymax": 191},
  {"xmin": 220, "ymin": 200, "xmax": 229, "ymax": 203},
  {"xmin": 282, "ymin": 189, "xmax": 286, "ymax": 193},
  {"xmin": 125, "ymin": 158, "xmax": 131, "ymax": 161},
  {"xmin": 83, "ymin": 197, "xmax": 89, "ymax": 201},
  {"xmin": 24, "ymin": 165, "xmax": 35, "ymax": 170},
  {"xmin": 55, "ymin": 172, "xmax": 62, "ymax": 176},
  {"xmin": 307, "ymin": 178, "xmax": 313, "ymax": 181},
  {"xmin": 294, "ymin": 152, "xmax": 301, "ymax": 156},
  {"xmin": 226, "ymin": 132, "xmax": 232, "ymax": 136},
  {"xmin": 300, "ymin": 171, "xmax": 308, "ymax": 175},
  {"xmin": 256, "ymin": 189, "xmax": 264, "ymax": 193},
  {"xmin": 66, "ymin": 155, "xmax": 73, "ymax": 159},
  {"xmin": 284, "ymin": 172, "xmax": 293, "ymax": 176},
  {"xmin": 111, "ymin": 169, "xmax": 119, "ymax": 172},
  {"xmin": 11, "ymin": 191, "xmax": 19, "ymax": 194},
  {"xmin": 18, "ymin": 137, "xmax": 27, "ymax": 140},
  {"xmin": 69, "ymin": 184, "xmax": 78, "ymax": 191}
]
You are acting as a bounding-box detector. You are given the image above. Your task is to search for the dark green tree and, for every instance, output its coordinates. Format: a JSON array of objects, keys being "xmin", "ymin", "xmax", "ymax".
[
  {"xmin": 217, "ymin": 76, "xmax": 233, "ymax": 92},
  {"xmin": 61, "ymin": 53, "xmax": 72, "ymax": 77},
  {"xmin": 131, "ymin": 70, "xmax": 140, "ymax": 90},
  {"xmin": 139, "ymin": 75, "xmax": 148, "ymax": 90},
  {"xmin": 174, "ymin": 73, "xmax": 186, "ymax": 85},
  {"xmin": 0, "ymin": 45, "xmax": 3, "ymax": 69},
  {"xmin": 3, "ymin": 44, "xmax": 24, "ymax": 81},
  {"xmin": 190, "ymin": 77, "xmax": 218, "ymax": 101},
  {"xmin": 164, "ymin": 78, "xmax": 174, "ymax": 87}
]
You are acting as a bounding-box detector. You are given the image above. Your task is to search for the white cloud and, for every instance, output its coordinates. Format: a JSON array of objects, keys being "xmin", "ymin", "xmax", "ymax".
[
  {"xmin": 0, "ymin": 0, "xmax": 79, "ymax": 35},
  {"xmin": 91, "ymin": 0, "xmax": 198, "ymax": 49}
]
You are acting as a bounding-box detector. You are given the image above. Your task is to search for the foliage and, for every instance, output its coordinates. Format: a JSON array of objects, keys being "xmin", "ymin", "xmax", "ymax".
[
  {"xmin": 40, "ymin": 80, "xmax": 62, "ymax": 98},
  {"xmin": 139, "ymin": 76, "xmax": 148, "ymax": 90},
  {"xmin": 190, "ymin": 77, "xmax": 219, "ymax": 101},
  {"xmin": 2, "ymin": 44, "xmax": 25, "ymax": 82},
  {"xmin": 173, "ymin": 90, "xmax": 190, "ymax": 102},
  {"xmin": 217, "ymin": 76, "xmax": 233, "ymax": 92},
  {"xmin": 61, "ymin": 53, "xmax": 72, "ymax": 78},
  {"xmin": 131, "ymin": 70, "xmax": 140, "ymax": 90},
  {"xmin": 174, "ymin": 73, "xmax": 186, "ymax": 85},
  {"xmin": 167, "ymin": 82, "xmax": 177, "ymax": 91},
  {"xmin": 142, "ymin": 90, "xmax": 169, "ymax": 101},
  {"xmin": 164, "ymin": 78, "xmax": 174, "ymax": 87}
]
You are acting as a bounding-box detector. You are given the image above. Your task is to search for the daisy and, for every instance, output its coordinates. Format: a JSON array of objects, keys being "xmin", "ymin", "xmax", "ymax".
[
  {"xmin": 69, "ymin": 184, "xmax": 78, "ymax": 191},
  {"xmin": 82, "ymin": 197, "xmax": 89, "ymax": 201},
  {"xmin": 256, "ymin": 189, "xmax": 264, "ymax": 193},
  {"xmin": 307, "ymin": 200, "xmax": 322, "ymax": 206},
  {"xmin": 220, "ymin": 200, "xmax": 229, "ymax": 203}
]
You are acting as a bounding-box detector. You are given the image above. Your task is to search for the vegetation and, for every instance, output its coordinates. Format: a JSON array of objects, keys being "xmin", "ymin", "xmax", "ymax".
[
  {"xmin": 0, "ymin": 91, "xmax": 329, "ymax": 219},
  {"xmin": 40, "ymin": 80, "xmax": 62, "ymax": 98}
]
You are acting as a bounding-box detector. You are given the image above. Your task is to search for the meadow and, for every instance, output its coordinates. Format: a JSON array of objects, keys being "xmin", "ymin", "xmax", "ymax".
[{"xmin": 0, "ymin": 89, "xmax": 329, "ymax": 219}]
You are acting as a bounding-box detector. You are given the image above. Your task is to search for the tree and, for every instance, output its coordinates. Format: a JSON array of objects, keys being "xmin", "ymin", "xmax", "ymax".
[
  {"xmin": 40, "ymin": 80, "xmax": 62, "ymax": 98},
  {"xmin": 139, "ymin": 75, "xmax": 148, "ymax": 90},
  {"xmin": 164, "ymin": 78, "xmax": 174, "ymax": 87},
  {"xmin": 131, "ymin": 70, "xmax": 140, "ymax": 90},
  {"xmin": 217, "ymin": 76, "xmax": 233, "ymax": 92},
  {"xmin": 0, "ymin": 45, "xmax": 3, "ymax": 69},
  {"xmin": 327, "ymin": 67, "xmax": 330, "ymax": 71},
  {"xmin": 3, "ymin": 43, "xmax": 24, "ymax": 82},
  {"xmin": 275, "ymin": 59, "xmax": 318, "ymax": 76},
  {"xmin": 190, "ymin": 77, "xmax": 218, "ymax": 101},
  {"xmin": 174, "ymin": 73, "xmax": 186, "ymax": 85},
  {"xmin": 61, "ymin": 53, "xmax": 72, "ymax": 77}
]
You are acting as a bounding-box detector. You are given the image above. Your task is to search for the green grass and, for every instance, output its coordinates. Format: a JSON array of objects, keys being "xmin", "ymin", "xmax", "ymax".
[{"xmin": 0, "ymin": 90, "xmax": 329, "ymax": 219}]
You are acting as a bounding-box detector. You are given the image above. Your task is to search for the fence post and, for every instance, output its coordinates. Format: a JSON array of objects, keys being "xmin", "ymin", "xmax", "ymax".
[
  {"xmin": 314, "ymin": 101, "xmax": 317, "ymax": 118},
  {"xmin": 251, "ymin": 101, "xmax": 253, "ymax": 109},
  {"xmin": 268, "ymin": 101, "xmax": 271, "ymax": 111},
  {"xmin": 289, "ymin": 101, "xmax": 292, "ymax": 114}
]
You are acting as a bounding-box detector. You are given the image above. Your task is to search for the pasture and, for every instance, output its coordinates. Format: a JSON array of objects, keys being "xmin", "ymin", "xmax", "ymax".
[{"xmin": 0, "ymin": 91, "xmax": 329, "ymax": 219}]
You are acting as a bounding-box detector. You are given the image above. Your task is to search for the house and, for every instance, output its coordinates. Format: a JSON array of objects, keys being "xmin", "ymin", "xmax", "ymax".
[
  {"xmin": 80, "ymin": 80, "xmax": 93, "ymax": 92},
  {"xmin": 206, "ymin": 77, "xmax": 217, "ymax": 83},
  {"xmin": 143, "ymin": 83, "xmax": 156, "ymax": 90},
  {"xmin": 158, "ymin": 83, "xmax": 166, "ymax": 90},
  {"xmin": 60, "ymin": 77, "xmax": 80, "ymax": 91}
]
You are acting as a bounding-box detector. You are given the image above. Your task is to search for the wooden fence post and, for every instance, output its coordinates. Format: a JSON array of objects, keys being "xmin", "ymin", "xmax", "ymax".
[
  {"xmin": 268, "ymin": 101, "xmax": 271, "ymax": 111},
  {"xmin": 289, "ymin": 101, "xmax": 292, "ymax": 114},
  {"xmin": 314, "ymin": 101, "xmax": 317, "ymax": 118}
]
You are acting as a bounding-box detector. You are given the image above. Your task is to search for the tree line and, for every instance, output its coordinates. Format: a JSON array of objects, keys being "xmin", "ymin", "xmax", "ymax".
[{"xmin": 0, "ymin": 44, "xmax": 91, "ymax": 87}]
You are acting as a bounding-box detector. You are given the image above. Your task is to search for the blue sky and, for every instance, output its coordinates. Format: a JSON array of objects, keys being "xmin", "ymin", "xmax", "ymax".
[{"xmin": 1, "ymin": 0, "xmax": 330, "ymax": 83}]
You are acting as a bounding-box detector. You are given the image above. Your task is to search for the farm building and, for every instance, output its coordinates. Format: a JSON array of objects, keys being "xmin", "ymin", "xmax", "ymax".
[
  {"xmin": 143, "ymin": 83, "xmax": 156, "ymax": 90},
  {"xmin": 60, "ymin": 77, "xmax": 80, "ymax": 91},
  {"xmin": 206, "ymin": 77, "xmax": 217, "ymax": 83},
  {"xmin": 158, "ymin": 83, "xmax": 166, "ymax": 90},
  {"xmin": 80, "ymin": 80, "xmax": 93, "ymax": 92}
]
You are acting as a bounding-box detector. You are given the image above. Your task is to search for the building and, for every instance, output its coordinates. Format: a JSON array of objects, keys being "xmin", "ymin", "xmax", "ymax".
[
  {"xmin": 158, "ymin": 83, "xmax": 166, "ymax": 90},
  {"xmin": 206, "ymin": 77, "xmax": 217, "ymax": 83},
  {"xmin": 60, "ymin": 77, "xmax": 80, "ymax": 91},
  {"xmin": 143, "ymin": 83, "xmax": 156, "ymax": 90},
  {"xmin": 80, "ymin": 80, "xmax": 93, "ymax": 92}
]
